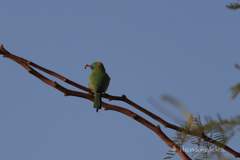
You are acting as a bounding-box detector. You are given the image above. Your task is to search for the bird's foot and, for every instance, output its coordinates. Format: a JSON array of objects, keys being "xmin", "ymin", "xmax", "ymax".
[{"xmin": 88, "ymin": 89, "xmax": 94, "ymax": 96}]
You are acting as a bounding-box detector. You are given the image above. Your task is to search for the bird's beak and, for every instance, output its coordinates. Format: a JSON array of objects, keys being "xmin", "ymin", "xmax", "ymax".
[{"xmin": 84, "ymin": 64, "xmax": 93, "ymax": 69}]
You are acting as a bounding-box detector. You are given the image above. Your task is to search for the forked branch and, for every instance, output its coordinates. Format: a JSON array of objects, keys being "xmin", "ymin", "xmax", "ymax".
[
  {"xmin": 1, "ymin": 44, "xmax": 240, "ymax": 159},
  {"xmin": 0, "ymin": 44, "xmax": 191, "ymax": 160}
]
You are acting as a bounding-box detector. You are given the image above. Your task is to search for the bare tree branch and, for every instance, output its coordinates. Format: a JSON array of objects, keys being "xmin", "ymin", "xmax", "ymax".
[{"xmin": 0, "ymin": 44, "xmax": 191, "ymax": 160}]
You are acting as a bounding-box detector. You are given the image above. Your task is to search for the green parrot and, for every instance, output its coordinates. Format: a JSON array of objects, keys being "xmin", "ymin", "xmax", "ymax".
[{"xmin": 84, "ymin": 62, "xmax": 110, "ymax": 112}]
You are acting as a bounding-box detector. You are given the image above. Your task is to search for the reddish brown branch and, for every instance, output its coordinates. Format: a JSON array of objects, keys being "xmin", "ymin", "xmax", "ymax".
[
  {"xmin": 0, "ymin": 45, "xmax": 191, "ymax": 160},
  {"xmin": 104, "ymin": 93, "xmax": 180, "ymax": 129},
  {"xmin": 1, "ymin": 44, "xmax": 240, "ymax": 158},
  {"xmin": 0, "ymin": 45, "xmax": 91, "ymax": 93},
  {"xmin": 104, "ymin": 94, "xmax": 240, "ymax": 157},
  {"xmin": 27, "ymin": 61, "xmax": 91, "ymax": 92},
  {"xmin": 102, "ymin": 103, "xmax": 191, "ymax": 160}
]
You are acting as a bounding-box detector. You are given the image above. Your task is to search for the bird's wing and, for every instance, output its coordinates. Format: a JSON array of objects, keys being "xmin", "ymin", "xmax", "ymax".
[{"xmin": 90, "ymin": 73, "xmax": 110, "ymax": 92}]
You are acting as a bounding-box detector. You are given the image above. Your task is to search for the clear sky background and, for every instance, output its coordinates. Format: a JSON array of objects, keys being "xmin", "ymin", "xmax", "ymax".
[{"xmin": 1, "ymin": 1, "xmax": 240, "ymax": 160}]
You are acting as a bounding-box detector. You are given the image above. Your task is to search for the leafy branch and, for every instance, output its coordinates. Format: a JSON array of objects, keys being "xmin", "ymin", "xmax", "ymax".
[
  {"xmin": 226, "ymin": 3, "xmax": 240, "ymax": 10},
  {"xmin": 154, "ymin": 95, "xmax": 240, "ymax": 159}
]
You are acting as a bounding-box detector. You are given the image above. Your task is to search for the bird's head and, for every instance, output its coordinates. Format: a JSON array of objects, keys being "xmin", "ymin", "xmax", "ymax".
[{"xmin": 84, "ymin": 62, "xmax": 105, "ymax": 71}]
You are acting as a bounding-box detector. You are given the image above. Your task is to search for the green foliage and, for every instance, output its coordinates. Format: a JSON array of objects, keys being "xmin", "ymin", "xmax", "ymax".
[
  {"xmin": 226, "ymin": 3, "xmax": 240, "ymax": 10},
  {"xmin": 164, "ymin": 150, "xmax": 177, "ymax": 159},
  {"xmin": 164, "ymin": 114, "xmax": 191, "ymax": 159},
  {"xmin": 204, "ymin": 115, "xmax": 240, "ymax": 144},
  {"xmin": 161, "ymin": 94, "xmax": 191, "ymax": 121},
  {"xmin": 230, "ymin": 64, "xmax": 240, "ymax": 99},
  {"xmin": 230, "ymin": 83, "xmax": 240, "ymax": 99},
  {"xmin": 161, "ymin": 95, "xmax": 240, "ymax": 160}
]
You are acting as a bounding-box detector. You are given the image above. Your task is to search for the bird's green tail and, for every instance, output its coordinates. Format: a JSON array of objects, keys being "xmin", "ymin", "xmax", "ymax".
[{"xmin": 94, "ymin": 92, "xmax": 102, "ymax": 112}]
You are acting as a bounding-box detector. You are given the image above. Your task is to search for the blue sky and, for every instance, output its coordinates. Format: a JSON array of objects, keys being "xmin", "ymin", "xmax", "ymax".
[{"xmin": 1, "ymin": 1, "xmax": 240, "ymax": 159}]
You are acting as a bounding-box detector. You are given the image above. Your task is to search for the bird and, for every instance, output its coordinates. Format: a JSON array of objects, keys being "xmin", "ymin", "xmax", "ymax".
[{"xmin": 84, "ymin": 62, "xmax": 110, "ymax": 112}]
